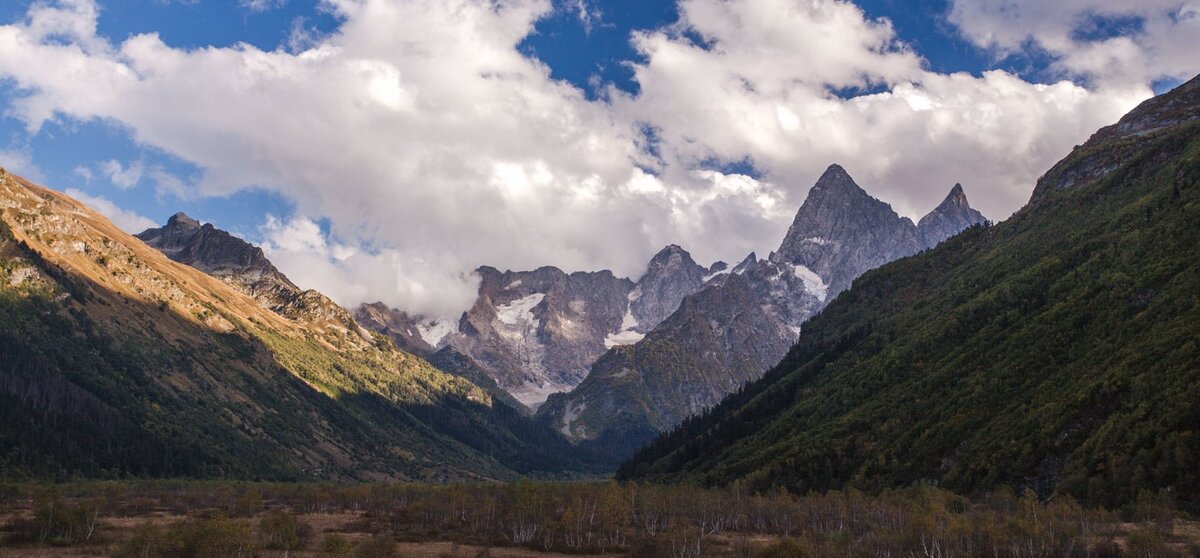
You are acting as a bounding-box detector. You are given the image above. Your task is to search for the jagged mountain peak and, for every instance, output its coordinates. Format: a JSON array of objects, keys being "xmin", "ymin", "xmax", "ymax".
[
  {"xmin": 808, "ymin": 163, "xmax": 868, "ymax": 199},
  {"xmin": 629, "ymin": 243, "xmax": 708, "ymax": 334},
  {"xmin": 167, "ymin": 211, "xmax": 202, "ymax": 229},
  {"xmin": 944, "ymin": 183, "xmax": 967, "ymax": 205},
  {"xmin": 645, "ymin": 244, "xmax": 698, "ymax": 273},
  {"xmin": 774, "ymin": 165, "xmax": 924, "ymax": 295},
  {"xmin": 134, "ymin": 214, "xmax": 385, "ymax": 342},
  {"xmin": 534, "ymin": 165, "xmax": 991, "ymax": 452},
  {"xmin": 918, "ymin": 183, "xmax": 986, "ymax": 248},
  {"xmin": 137, "ymin": 215, "xmax": 292, "ymax": 287},
  {"xmin": 732, "ymin": 252, "xmax": 757, "ymax": 274}
]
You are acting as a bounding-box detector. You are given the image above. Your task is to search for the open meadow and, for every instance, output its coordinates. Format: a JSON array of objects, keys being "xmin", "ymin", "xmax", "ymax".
[{"xmin": 1, "ymin": 482, "xmax": 1197, "ymax": 557}]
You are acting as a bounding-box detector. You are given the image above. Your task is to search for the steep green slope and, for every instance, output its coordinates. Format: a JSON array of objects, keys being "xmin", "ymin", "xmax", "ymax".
[
  {"xmin": 0, "ymin": 171, "xmax": 601, "ymax": 480},
  {"xmin": 619, "ymin": 78, "xmax": 1200, "ymax": 510}
]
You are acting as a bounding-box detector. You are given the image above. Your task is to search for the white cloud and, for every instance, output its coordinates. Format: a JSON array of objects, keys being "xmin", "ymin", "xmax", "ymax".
[
  {"xmin": 64, "ymin": 187, "xmax": 157, "ymax": 233},
  {"xmin": 0, "ymin": 0, "xmax": 1192, "ymax": 318},
  {"xmin": 259, "ymin": 215, "xmax": 480, "ymax": 317},
  {"xmin": 99, "ymin": 159, "xmax": 143, "ymax": 188},
  {"xmin": 240, "ymin": 0, "xmax": 286, "ymax": 12},
  {"xmin": 73, "ymin": 164, "xmax": 93, "ymax": 182},
  {"xmin": 613, "ymin": 0, "xmax": 1153, "ymax": 218},
  {"xmin": 948, "ymin": 0, "xmax": 1200, "ymax": 88},
  {"xmin": 0, "ymin": 147, "xmax": 44, "ymax": 182},
  {"xmin": 566, "ymin": 0, "xmax": 602, "ymax": 34},
  {"xmin": 285, "ymin": 17, "xmax": 322, "ymax": 53}
]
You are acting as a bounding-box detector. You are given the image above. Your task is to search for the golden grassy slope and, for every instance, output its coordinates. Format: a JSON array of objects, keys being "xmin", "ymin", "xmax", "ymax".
[{"xmin": 0, "ymin": 168, "xmax": 514, "ymax": 480}]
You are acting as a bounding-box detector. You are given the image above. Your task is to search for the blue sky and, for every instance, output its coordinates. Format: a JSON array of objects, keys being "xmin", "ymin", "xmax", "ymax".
[{"xmin": 0, "ymin": 0, "xmax": 1194, "ymax": 315}]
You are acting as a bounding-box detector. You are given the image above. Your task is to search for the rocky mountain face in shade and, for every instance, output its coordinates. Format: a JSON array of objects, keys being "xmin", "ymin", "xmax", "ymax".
[
  {"xmin": 351, "ymin": 302, "xmax": 530, "ymax": 411},
  {"xmin": 442, "ymin": 266, "xmax": 635, "ymax": 407},
  {"xmin": 539, "ymin": 166, "xmax": 987, "ymax": 456},
  {"xmin": 425, "ymin": 345, "xmax": 530, "ymax": 412},
  {"xmin": 137, "ymin": 212, "xmax": 374, "ymax": 345},
  {"xmin": 771, "ymin": 164, "xmax": 926, "ymax": 297},
  {"xmin": 356, "ymin": 244, "xmax": 723, "ymax": 409},
  {"xmin": 918, "ymin": 184, "xmax": 988, "ymax": 247},
  {"xmin": 137, "ymin": 212, "xmax": 296, "ymax": 302},
  {"xmin": 537, "ymin": 268, "xmax": 808, "ymax": 448},
  {"xmin": 627, "ymin": 245, "xmax": 715, "ymax": 333},
  {"xmin": 354, "ymin": 302, "xmax": 438, "ymax": 355}
]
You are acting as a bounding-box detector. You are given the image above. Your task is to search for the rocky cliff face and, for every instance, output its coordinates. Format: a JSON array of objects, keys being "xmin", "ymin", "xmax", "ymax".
[
  {"xmin": 539, "ymin": 165, "xmax": 987, "ymax": 455},
  {"xmin": 354, "ymin": 302, "xmax": 438, "ymax": 355},
  {"xmin": 628, "ymin": 245, "xmax": 712, "ymax": 333},
  {"xmin": 136, "ymin": 213, "xmax": 295, "ymax": 302},
  {"xmin": 137, "ymin": 213, "xmax": 372, "ymax": 344},
  {"xmin": 445, "ymin": 266, "xmax": 635, "ymax": 407},
  {"xmin": 771, "ymin": 164, "xmax": 925, "ymax": 297},
  {"xmin": 918, "ymin": 184, "xmax": 987, "ymax": 247},
  {"xmin": 357, "ymin": 244, "xmax": 720, "ymax": 408},
  {"xmin": 540, "ymin": 269, "xmax": 803, "ymax": 445}
]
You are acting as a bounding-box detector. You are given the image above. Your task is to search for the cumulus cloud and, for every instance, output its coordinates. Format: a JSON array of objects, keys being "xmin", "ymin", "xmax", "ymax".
[
  {"xmin": 259, "ymin": 215, "xmax": 481, "ymax": 317},
  {"xmin": 948, "ymin": 0, "xmax": 1200, "ymax": 87},
  {"xmin": 0, "ymin": 0, "xmax": 1192, "ymax": 317},
  {"xmin": 566, "ymin": 0, "xmax": 602, "ymax": 34},
  {"xmin": 99, "ymin": 159, "xmax": 143, "ymax": 189},
  {"xmin": 64, "ymin": 187, "xmax": 158, "ymax": 232},
  {"xmin": 0, "ymin": 147, "xmax": 44, "ymax": 182},
  {"xmin": 73, "ymin": 164, "xmax": 93, "ymax": 182},
  {"xmin": 614, "ymin": 0, "xmax": 1151, "ymax": 219}
]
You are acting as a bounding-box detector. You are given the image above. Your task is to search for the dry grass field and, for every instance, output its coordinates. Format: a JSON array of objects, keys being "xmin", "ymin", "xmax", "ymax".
[{"xmin": 1, "ymin": 482, "xmax": 1198, "ymax": 557}]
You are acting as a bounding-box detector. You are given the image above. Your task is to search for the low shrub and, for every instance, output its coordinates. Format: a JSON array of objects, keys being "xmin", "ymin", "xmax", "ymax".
[
  {"xmin": 354, "ymin": 534, "xmax": 398, "ymax": 558},
  {"xmin": 259, "ymin": 510, "xmax": 312, "ymax": 553}
]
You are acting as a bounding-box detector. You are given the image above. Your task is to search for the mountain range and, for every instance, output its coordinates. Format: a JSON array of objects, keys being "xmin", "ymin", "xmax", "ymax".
[
  {"xmin": 618, "ymin": 74, "xmax": 1200, "ymax": 509},
  {"xmin": 3, "ymin": 73, "xmax": 1192, "ymax": 504},
  {"xmin": 534, "ymin": 167, "xmax": 986, "ymax": 456},
  {"xmin": 134, "ymin": 161, "xmax": 989, "ymax": 462},
  {"xmin": 355, "ymin": 246, "xmax": 727, "ymax": 410}
]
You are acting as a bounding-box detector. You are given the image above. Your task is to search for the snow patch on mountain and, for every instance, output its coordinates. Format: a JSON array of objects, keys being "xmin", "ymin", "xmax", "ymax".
[
  {"xmin": 791, "ymin": 264, "xmax": 828, "ymax": 302},
  {"xmin": 496, "ymin": 293, "xmax": 544, "ymax": 326},
  {"xmin": 511, "ymin": 380, "xmax": 571, "ymax": 410},
  {"xmin": 702, "ymin": 267, "xmax": 731, "ymax": 282},
  {"xmin": 416, "ymin": 318, "xmax": 455, "ymax": 347},
  {"xmin": 605, "ymin": 328, "xmax": 645, "ymax": 349},
  {"xmin": 605, "ymin": 306, "xmax": 644, "ymax": 348}
]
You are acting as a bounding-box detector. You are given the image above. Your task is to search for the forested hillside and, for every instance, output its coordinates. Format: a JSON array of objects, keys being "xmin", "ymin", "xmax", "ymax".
[{"xmin": 619, "ymin": 76, "xmax": 1200, "ymax": 510}]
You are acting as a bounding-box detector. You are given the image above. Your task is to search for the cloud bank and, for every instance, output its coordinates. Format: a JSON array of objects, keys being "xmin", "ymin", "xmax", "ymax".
[
  {"xmin": 63, "ymin": 188, "xmax": 158, "ymax": 233},
  {"xmin": 0, "ymin": 0, "xmax": 1193, "ymax": 317}
]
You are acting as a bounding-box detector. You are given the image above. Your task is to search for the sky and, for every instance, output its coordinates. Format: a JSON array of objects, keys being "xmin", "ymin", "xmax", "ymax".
[{"xmin": 0, "ymin": 0, "xmax": 1196, "ymax": 318}]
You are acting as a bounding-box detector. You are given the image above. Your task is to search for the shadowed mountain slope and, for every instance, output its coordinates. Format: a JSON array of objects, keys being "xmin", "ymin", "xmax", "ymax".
[{"xmin": 618, "ymin": 76, "xmax": 1200, "ymax": 510}]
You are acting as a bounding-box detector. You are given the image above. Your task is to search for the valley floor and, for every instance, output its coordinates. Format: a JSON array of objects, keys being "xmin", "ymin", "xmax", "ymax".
[{"xmin": 0, "ymin": 481, "xmax": 1197, "ymax": 557}]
